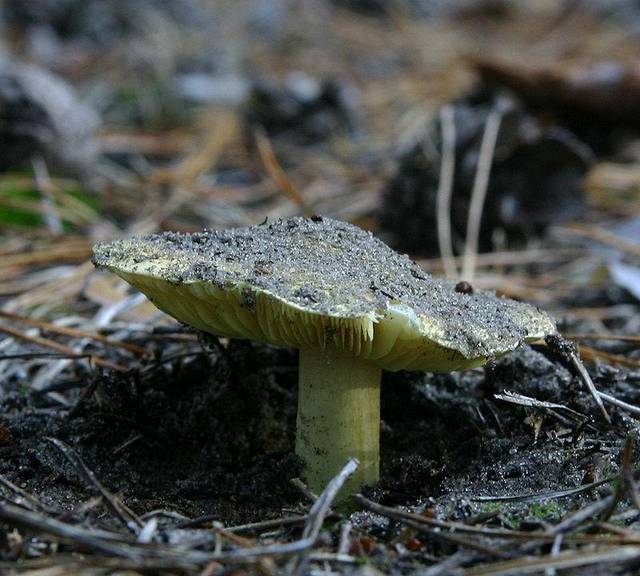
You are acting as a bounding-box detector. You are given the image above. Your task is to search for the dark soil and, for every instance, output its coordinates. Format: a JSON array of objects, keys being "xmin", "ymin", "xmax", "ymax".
[{"xmin": 2, "ymin": 337, "xmax": 637, "ymax": 527}]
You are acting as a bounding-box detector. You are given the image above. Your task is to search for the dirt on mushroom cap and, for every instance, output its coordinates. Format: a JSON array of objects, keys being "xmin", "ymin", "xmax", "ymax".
[{"xmin": 92, "ymin": 217, "xmax": 555, "ymax": 363}]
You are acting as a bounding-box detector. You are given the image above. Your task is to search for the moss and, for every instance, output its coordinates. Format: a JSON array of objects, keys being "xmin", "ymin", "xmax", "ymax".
[
  {"xmin": 528, "ymin": 501, "xmax": 566, "ymax": 521},
  {"xmin": 480, "ymin": 502, "xmax": 519, "ymax": 529}
]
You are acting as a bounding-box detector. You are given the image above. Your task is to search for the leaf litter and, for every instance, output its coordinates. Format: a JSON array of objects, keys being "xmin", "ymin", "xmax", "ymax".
[{"xmin": 0, "ymin": 1, "xmax": 640, "ymax": 574}]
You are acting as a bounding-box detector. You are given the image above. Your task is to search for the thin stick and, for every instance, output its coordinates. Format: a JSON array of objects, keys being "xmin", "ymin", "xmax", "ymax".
[
  {"xmin": 566, "ymin": 334, "xmax": 640, "ymax": 344},
  {"xmin": 627, "ymin": 469, "xmax": 640, "ymax": 514},
  {"xmin": 290, "ymin": 477, "xmax": 320, "ymax": 502},
  {"xmin": 418, "ymin": 247, "xmax": 580, "ymax": 272},
  {"xmin": 66, "ymin": 375, "xmax": 100, "ymax": 420},
  {"xmin": 569, "ymin": 349, "xmax": 611, "ymax": 423},
  {"xmin": 471, "ymin": 475, "xmax": 612, "ymax": 504},
  {"xmin": 462, "ymin": 108, "xmax": 503, "ymax": 281},
  {"xmin": 46, "ymin": 438, "xmax": 143, "ymax": 533},
  {"xmin": 32, "ymin": 156, "xmax": 63, "ymax": 234},
  {"xmin": 545, "ymin": 334, "xmax": 610, "ymax": 423},
  {"xmin": 0, "ymin": 352, "xmax": 94, "ymax": 361},
  {"xmin": 0, "ymin": 501, "xmax": 133, "ymax": 547},
  {"xmin": 352, "ymin": 494, "xmax": 640, "ymax": 545},
  {"xmin": 601, "ymin": 435, "xmax": 635, "ymax": 522},
  {"xmin": 112, "ymin": 433, "xmax": 144, "ymax": 456},
  {"xmin": 338, "ymin": 522, "xmax": 352, "ymax": 555},
  {"xmin": 0, "ymin": 243, "xmax": 92, "ymax": 269},
  {"xmin": 494, "ymin": 390, "xmax": 588, "ymax": 421},
  {"xmin": 0, "ymin": 310, "xmax": 147, "ymax": 355},
  {"xmin": 580, "ymin": 346, "xmax": 640, "ymax": 369},
  {"xmin": 0, "ymin": 475, "xmax": 53, "ymax": 514},
  {"xmin": 0, "ymin": 323, "xmax": 126, "ymax": 371},
  {"xmin": 466, "ymin": 547, "xmax": 640, "ymax": 576},
  {"xmin": 561, "ymin": 223, "xmax": 640, "ymax": 258},
  {"xmin": 291, "ymin": 459, "xmax": 358, "ymax": 576},
  {"xmin": 226, "ymin": 516, "xmax": 308, "ymax": 534},
  {"xmin": 549, "ymin": 493, "xmax": 615, "ymax": 535},
  {"xmin": 598, "ymin": 392, "xmax": 640, "ymax": 418},
  {"xmin": 254, "ymin": 127, "xmax": 306, "ymax": 210},
  {"xmin": 435, "ymin": 105, "xmax": 457, "ymax": 279},
  {"xmin": 303, "ymin": 461, "xmax": 357, "ymax": 540},
  {"xmin": 545, "ymin": 534, "xmax": 563, "ymax": 576}
]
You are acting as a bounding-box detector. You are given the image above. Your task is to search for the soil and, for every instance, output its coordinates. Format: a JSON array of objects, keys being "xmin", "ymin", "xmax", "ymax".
[{"xmin": 2, "ymin": 336, "xmax": 637, "ymax": 528}]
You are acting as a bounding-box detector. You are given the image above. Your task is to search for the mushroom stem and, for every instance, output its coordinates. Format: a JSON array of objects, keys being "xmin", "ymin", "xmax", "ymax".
[{"xmin": 296, "ymin": 347, "xmax": 381, "ymax": 497}]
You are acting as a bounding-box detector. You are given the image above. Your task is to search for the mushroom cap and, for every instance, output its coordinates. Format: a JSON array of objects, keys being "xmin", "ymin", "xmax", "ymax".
[{"xmin": 92, "ymin": 217, "xmax": 556, "ymax": 372}]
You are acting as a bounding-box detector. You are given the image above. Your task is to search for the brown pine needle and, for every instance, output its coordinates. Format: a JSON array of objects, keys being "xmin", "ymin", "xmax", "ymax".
[
  {"xmin": 566, "ymin": 334, "xmax": 640, "ymax": 344},
  {"xmin": 0, "ymin": 323, "xmax": 126, "ymax": 371},
  {"xmin": 254, "ymin": 127, "xmax": 307, "ymax": 209},
  {"xmin": 0, "ymin": 242, "xmax": 92, "ymax": 269},
  {"xmin": 562, "ymin": 223, "xmax": 640, "ymax": 258},
  {"xmin": 0, "ymin": 310, "xmax": 147, "ymax": 355},
  {"xmin": 417, "ymin": 248, "xmax": 581, "ymax": 271},
  {"xmin": 580, "ymin": 346, "xmax": 640, "ymax": 369},
  {"xmin": 150, "ymin": 114, "xmax": 238, "ymax": 186}
]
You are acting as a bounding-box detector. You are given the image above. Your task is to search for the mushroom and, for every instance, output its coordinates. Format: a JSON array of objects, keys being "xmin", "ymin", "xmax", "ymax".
[{"xmin": 92, "ymin": 217, "xmax": 556, "ymax": 496}]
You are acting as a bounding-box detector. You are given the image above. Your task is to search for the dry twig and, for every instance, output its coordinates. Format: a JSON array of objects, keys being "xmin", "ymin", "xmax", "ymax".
[
  {"xmin": 435, "ymin": 105, "xmax": 457, "ymax": 279},
  {"xmin": 461, "ymin": 106, "xmax": 503, "ymax": 281}
]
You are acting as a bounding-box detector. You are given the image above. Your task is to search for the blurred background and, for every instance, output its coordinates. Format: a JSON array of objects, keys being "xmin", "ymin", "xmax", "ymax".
[{"xmin": 0, "ymin": 0, "xmax": 639, "ymax": 330}]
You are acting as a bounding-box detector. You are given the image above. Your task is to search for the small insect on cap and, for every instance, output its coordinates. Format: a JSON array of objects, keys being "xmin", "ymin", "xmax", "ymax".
[{"xmin": 92, "ymin": 216, "xmax": 555, "ymax": 370}]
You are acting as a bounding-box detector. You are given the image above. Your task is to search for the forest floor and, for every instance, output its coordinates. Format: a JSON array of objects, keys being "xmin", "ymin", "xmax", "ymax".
[{"xmin": 1, "ymin": 1, "xmax": 640, "ymax": 574}]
